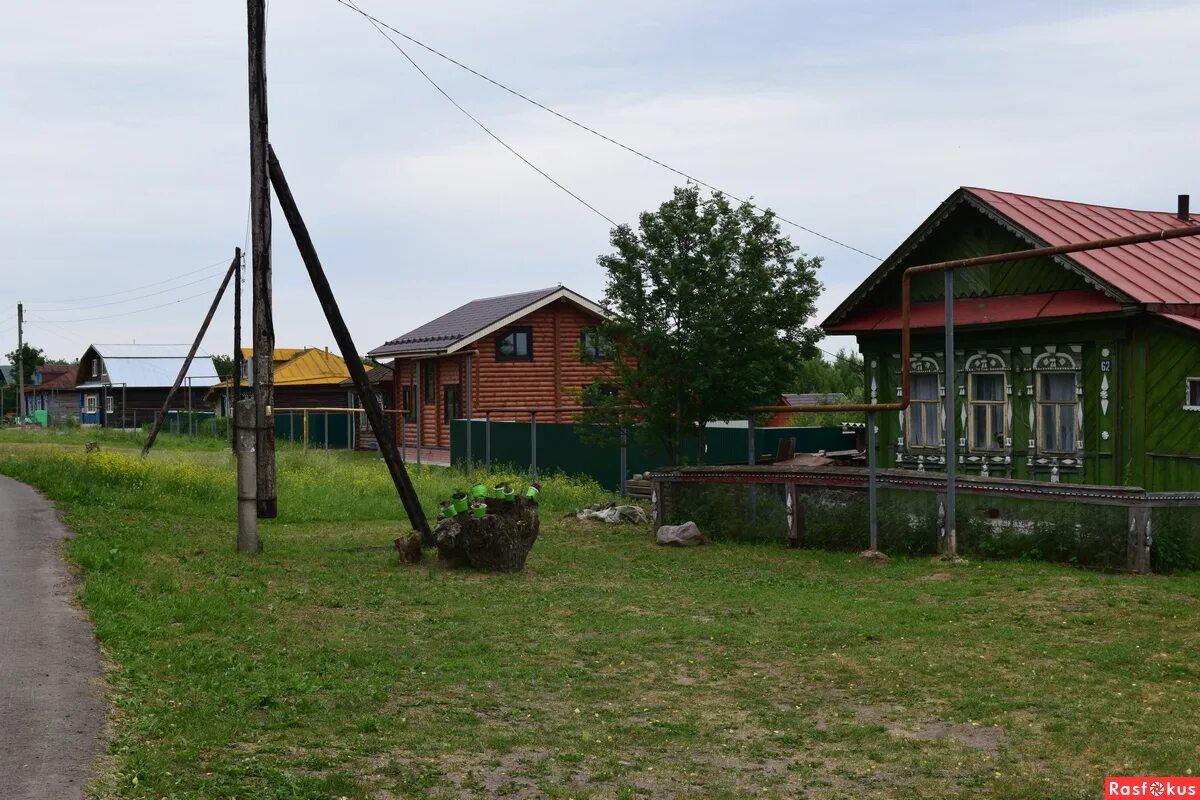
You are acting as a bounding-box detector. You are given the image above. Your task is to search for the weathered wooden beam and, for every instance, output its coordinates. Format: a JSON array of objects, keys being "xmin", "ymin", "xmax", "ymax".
[
  {"xmin": 232, "ymin": 249, "xmax": 243, "ymax": 454},
  {"xmin": 266, "ymin": 144, "xmax": 431, "ymax": 539},
  {"xmin": 141, "ymin": 253, "xmax": 238, "ymax": 457},
  {"xmin": 247, "ymin": 0, "xmax": 277, "ymax": 518}
]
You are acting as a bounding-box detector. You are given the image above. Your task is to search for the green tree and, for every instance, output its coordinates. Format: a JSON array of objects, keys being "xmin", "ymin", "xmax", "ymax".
[
  {"xmin": 586, "ymin": 186, "xmax": 823, "ymax": 463},
  {"xmin": 5, "ymin": 343, "xmax": 46, "ymax": 384},
  {"xmin": 212, "ymin": 354, "xmax": 235, "ymax": 380},
  {"xmin": 2, "ymin": 343, "xmax": 46, "ymax": 417}
]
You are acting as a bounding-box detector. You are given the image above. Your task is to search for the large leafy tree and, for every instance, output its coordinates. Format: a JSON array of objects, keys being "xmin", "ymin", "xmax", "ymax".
[{"xmin": 587, "ymin": 186, "xmax": 823, "ymax": 463}]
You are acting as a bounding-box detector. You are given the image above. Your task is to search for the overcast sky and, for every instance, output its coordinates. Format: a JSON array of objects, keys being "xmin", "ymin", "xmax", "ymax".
[{"xmin": 3, "ymin": 0, "xmax": 1198, "ymax": 364}]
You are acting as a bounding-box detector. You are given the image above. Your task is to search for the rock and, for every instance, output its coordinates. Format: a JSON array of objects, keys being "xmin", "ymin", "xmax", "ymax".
[
  {"xmin": 394, "ymin": 532, "xmax": 423, "ymax": 564},
  {"xmin": 434, "ymin": 496, "xmax": 540, "ymax": 572},
  {"xmin": 858, "ymin": 549, "xmax": 889, "ymax": 565},
  {"xmin": 656, "ymin": 521, "xmax": 707, "ymax": 547}
]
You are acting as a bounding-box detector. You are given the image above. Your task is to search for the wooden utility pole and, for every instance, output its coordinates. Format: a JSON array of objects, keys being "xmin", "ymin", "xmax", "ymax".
[
  {"xmin": 232, "ymin": 249, "xmax": 243, "ymax": 454},
  {"xmin": 16, "ymin": 303, "xmax": 24, "ymax": 420},
  {"xmin": 267, "ymin": 145, "xmax": 431, "ymax": 540},
  {"xmin": 247, "ymin": 0, "xmax": 277, "ymax": 518},
  {"xmin": 141, "ymin": 252, "xmax": 239, "ymax": 457}
]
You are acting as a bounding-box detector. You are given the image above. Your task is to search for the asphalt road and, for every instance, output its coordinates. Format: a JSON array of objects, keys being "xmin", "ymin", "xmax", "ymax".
[{"xmin": 0, "ymin": 476, "xmax": 105, "ymax": 800}]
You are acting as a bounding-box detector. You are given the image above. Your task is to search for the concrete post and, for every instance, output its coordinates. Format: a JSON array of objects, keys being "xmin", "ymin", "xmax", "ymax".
[{"xmin": 236, "ymin": 399, "xmax": 258, "ymax": 554}]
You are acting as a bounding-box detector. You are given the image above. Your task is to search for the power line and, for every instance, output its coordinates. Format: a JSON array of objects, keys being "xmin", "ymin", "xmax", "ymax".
[
  {"xmin": 30, "ymin": 271, "xmax": 226, "ymax": 314},
  {"xmin": 23, "ymin": 257, "xmax": 230, "ymax": 306},
  {"xmin": 34, "ymin": 288, "xmax": 220, "ymax": 324},
  {"xmin": 338, "ymin": 0, "xmax": 617, "ymax": 227},
  {"xmin": 332, "ymin": 0, "xmax": 880, "ymax": 261}
]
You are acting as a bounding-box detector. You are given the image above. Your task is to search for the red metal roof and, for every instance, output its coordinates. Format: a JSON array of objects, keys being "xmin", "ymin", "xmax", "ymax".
[
  {"xmin": 1154, "ymin": 313, "xmax": 1200, "ymax": 335},
  {"xmin": 826, "ymin": 290, "xmax": 1122, "ymax": 334},
  {"xmin": 965, "ymin": 188, "xmax": 1200, "ymax": 304}
]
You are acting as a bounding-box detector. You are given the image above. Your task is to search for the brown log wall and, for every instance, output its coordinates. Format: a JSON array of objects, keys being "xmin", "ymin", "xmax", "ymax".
[{"xmin": 390, "ymin": 299, "xmax": 616, "ymax": 448}]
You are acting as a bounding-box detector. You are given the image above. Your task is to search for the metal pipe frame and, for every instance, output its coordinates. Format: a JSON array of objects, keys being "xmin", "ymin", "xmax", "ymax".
[{"xmin": 749, "ymin": 223, "xmax": 1200, "ymax": 416}]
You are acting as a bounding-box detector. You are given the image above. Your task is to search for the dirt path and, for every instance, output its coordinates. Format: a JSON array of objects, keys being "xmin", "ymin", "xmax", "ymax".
[{"xmin": 0, "ymin": 476, "xmax": 106, "ymax": 800}]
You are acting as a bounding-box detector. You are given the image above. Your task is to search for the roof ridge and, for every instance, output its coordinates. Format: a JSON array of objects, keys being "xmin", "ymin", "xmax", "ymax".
[{"xmin": 964, "ymin": 186, "xmax": 1190, "ymax": 219}]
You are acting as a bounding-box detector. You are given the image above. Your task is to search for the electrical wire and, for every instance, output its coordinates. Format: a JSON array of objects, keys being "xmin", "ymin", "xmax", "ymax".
[
  {"xmin": 30, "ymin": 271, "xmax": 227, "ymax": 314},
  {"xmin": 23, "ymin": 257, "xmax": 230, "ymax": 307},
  {"xmin": 34, "ymin": 288, "xmax": 219, "ymax": 324},
  {"xmin": 332, "ymin": 0, "xmax": 880, "ymax": 260},
  {"xmin": 339, "ymin": 0, "xmax": 617, "ymax": 227}
]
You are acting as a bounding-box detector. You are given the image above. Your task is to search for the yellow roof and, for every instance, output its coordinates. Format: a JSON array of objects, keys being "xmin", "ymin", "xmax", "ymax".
[{"xmin": 215, "ymin": 348, "xmax": 351, "ymax": 388}]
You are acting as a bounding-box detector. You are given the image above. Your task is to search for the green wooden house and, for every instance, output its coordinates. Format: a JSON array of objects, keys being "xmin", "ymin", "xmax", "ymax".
[{"xmin": 823, "ymin": 187, "xmax": 1200, "ymax": 491}]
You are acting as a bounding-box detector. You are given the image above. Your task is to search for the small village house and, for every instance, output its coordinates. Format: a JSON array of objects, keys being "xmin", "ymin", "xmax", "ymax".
[
  {"xmin": 74, "ymin": 344, "xmax": 218, "ymax": 427},
  {"xmin": 212, "ymin": 347, "xmax": 352, "ymax": 415},
  {"xmin": 823, "ymin": 187, "xmax": 1200, "ymax": 490},
  {"xmin": 340, "ymin": 363, "xmax": 393, "ymax": 450},
  {"xmin": 23, "ymin": 363, "xmax": 79, "ymax": 425},
  {"xmin": 368, "ymin": 286, "xmax": 614, "ymax": 451}
]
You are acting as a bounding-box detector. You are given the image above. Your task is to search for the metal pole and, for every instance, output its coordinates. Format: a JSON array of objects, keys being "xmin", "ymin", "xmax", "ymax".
[
  {"xmin": 464, "ymin": 353, "xmax": 473, "ymax": 470},
  {"xmin": 867, "ymin": 409, "xmax": 878, "ymax": 551},
  {"xmin": 485, "ymin": 411, "xmax": 491, "ymax": 474},
  {"xmin": 414, "ymin": 361, "xmax": 422, "ymax": 467},
  {"xmin": 303, "ymin": 410, "xmax": 309, "ymax": 453},
  {"xmin": 530, "ymin": 410, "xmax": 538, "ymax": 481},
  {"xmin": 187, "ymin": 378, "xmax": 193, "ymax": 436},
  {"xmin": 943, "ymin": 270, "xmax": 957, "ymax": 557},
  {"xmin": 324, "ymin": 411, "xmax": 329, "ymax": 450},
  {"xmin": 747, "ymin": 415, "xmax": 755, "ymax": 465},
  {"xmin": 235, "ymin": 399, "xmax": 258, "ymax": 554}
]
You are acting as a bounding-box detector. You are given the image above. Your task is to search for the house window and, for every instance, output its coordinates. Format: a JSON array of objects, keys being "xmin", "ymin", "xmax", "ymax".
[
  {"xmin": 580, "ymin": 329, "xmax": 612, "ymax": 360},
  {"xmin": 968, "ymin": 373, "xmax": 1006, "ymax": 451},
  {"xmin": 105, "ymin": 395, "xmax": 114, "ymax": 414},
  {"xmin": 84, "ymin": 394, "xmax": 97, "ymax": 414},
  {"xmin": 907, "ymin": 373, "xmax": 941, "ymax": 448},
  {"xmin": 401, "ymin": 386, "xmax": 415, "ymax": 423},
  {"xmin": 423, "ymin": 363, "xmax": 437, "ymax": 404},
  {"xmin": 1186, "ymin": 378, "xmax": 1200, "ymax": 410},
  {"xmin": 91, "ymin": 358, "xmax": 100, "ymax": 378},
  {"xmin": 496, "ymin": 327, "xmax": 533, "ymax": 361},
  {"xmin": 1037, "ymin": 372, "xmax": 1077, "ymax": 452},
  {"xmin": 443, "ymin": 384, "xmax": 461, "ymax": 424}
]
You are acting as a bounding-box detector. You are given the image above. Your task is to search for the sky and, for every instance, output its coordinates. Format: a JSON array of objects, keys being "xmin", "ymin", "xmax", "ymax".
[{"xmin": 2, "ymin": 0, "xmax": 1198, "ymax": 365}]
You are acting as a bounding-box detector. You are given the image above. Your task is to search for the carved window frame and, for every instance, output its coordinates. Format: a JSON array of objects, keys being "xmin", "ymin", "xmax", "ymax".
[
  {"xmin": 1031, "ymin": 348, "xmax": 1082, "ymax": 456},
  {"xmin": 964, "ymin": 351, "xmax": 1010, "ymax": 453},
  {"xmin": 904, "ymin": 355, "xmax": 943, "ymax": 451}
]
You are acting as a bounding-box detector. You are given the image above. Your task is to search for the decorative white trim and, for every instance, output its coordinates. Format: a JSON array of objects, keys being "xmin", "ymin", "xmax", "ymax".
[{"xmin": 1033, "ymin": 351, "xmax": 1078, "ymax": 371}]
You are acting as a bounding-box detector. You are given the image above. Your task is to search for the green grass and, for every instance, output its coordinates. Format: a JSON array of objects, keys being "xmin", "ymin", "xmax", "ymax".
[{"xmin": 1, "ymin": 437, "xmax": 1198, "ymax": 799}]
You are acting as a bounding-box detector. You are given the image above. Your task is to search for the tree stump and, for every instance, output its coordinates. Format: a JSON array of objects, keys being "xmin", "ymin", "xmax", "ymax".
[{"xmin": 433, "ymin": 496, "xmax": 540, "ymax": 572}]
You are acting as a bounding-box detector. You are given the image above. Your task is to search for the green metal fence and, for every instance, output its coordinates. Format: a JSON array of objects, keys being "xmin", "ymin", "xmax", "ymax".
[
  {"xmin": 274, "ymin": 410, "xmax": 356, "ymax": 449},
  {"xmin": 449, "ymin": 418, "xmax": 855, "ymax": 491}
]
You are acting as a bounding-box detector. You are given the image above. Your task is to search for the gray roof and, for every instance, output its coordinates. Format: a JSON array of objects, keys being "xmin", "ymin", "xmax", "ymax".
[
  {"xmin": 76, "ymin": 344, "xmax": 218, "ymax": 389},
  {"xmin": 339, "ymin": 363, "xmax": 393, "ymax": 388},
  {"xmin": 0, "ymin": 364, "xmax": 12, "ymax": 385},
  {"xmin": 370, "ymin": 286, "xmax": 605, "ymax": 358}
]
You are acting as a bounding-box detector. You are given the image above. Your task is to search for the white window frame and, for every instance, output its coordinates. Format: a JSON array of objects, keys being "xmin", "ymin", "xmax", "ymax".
[
  {"xmin": 1185, "ymin": 377, "xmax": 1200, "ymax": 411},
  {"xmin": 105, "ymin": 395, "xmax": 114, "ymax": 414},
  {"xmin": 906, "ymin": 371, "xmax": 943, "ymax": 450},
  {"xmin": 84, "ymin": 394, "xmax": 98, "ymax": 414},
  {"xmin": 1036, "ymin": 370, "xmax": 1079, "ymax": 454},
  {"xmin": 967, "ymin": 371, "xmax": 1008, "ymax": 452}
]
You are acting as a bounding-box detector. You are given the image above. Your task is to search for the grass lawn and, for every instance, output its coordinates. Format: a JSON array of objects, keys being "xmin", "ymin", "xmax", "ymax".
[{"xmin": 1, "ymin": 436, "xmax": 1198, "ymax": 799}]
